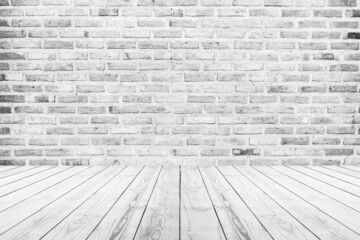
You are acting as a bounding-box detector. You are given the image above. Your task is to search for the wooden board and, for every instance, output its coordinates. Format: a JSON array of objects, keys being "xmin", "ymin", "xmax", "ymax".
[
  {"xmin": 291, "ymin": 166, "xmax": 360, "ymax": 198},
  {"xmin": 199, "ymin": 166, "xmax": 273, "ymax": 240},
  {"xmin": 0, "ymin": 166, "xmax": 54, "ymax": 187},
  {"xmin": 134, "ymin": 166, "xmax": 180, "ymax": 240},
  {"xmin": 87, "ymin": 166, "xmax": 162, "ymax": 240},
  {"xmin": 41, "ymin": 166, "xmax": 142, "ymax": 240},
  {"xmin": 0, "ymin": 166, "xmax": 106, "ymax": 233},
  {"xmin": 219, "ymin": 166, "xmax": 318, "ymax": 240},
  {"xmin": 0, "ymin": 166, "xmax": 88, "ymax": 211},
  {"xmin": 180, "ymin": 166, "xmax": 226, "ymax": 240},
  {"xmin": 324, "ymin": 166, "xmax": 360, "ymax": 179},
  {"xmin": 0, "ymin": 167, "xmax": 37, "ymax": 179},
  {"xmin": 273, "ymin": 166, "xmax": 360, "ymax": 212},
  {"xmin": 341, "ymin": 165, "xmax": 360, "ymax": 174},
  {"xmin": 308, "ymin": 167, "xmax": 360, "ymax": 187},
  {"xmin": 0, "ymin": 167, "xmax": 71, "ymax": 197},
  {"xmin": 1, "ymin": 166, "xmax": 130, "ymax": 240},
  {"xmin": 236, "ymin": 166, "xmax": 360, "ymax": 240},
  {"xmin": 255, "ymin": 166, "xmax": 360, "ymax": 234},
  {"xmin": 0, "ymin": 166, "xmax": 19, "ymax": 174}
]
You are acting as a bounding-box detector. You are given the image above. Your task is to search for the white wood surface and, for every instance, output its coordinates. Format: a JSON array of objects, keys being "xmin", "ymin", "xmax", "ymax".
[
  {"xmin": 236, "ymin": 166, "xmax": 360, "ymax": 240},
  {"xmin": 0, "ymin": 165, "xmax": 359, "ymax": 240},
  {"xmin": 256, "ymin": 166, "xmax": 360, "ymax": 234}
]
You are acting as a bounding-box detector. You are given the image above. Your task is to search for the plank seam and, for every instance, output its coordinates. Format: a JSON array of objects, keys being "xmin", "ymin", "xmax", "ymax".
[
  {"xmin": 216, "ymin": 166, "xmax": 275, "ymax": 240},
  {"xmin": 0, "ymin": 166, "xmax": 109, "ymax": 235},
  {"xmin": 304, "ymin": 166, "xmax": 360, "ymax": 187},
  {"xmin": 0, "ymin": 166, "xmax": 38, "ymax": 180},
  {"xmin": 132, "ymin": 166, "xmax": 163, "ymax": 240},
  {"xmin": 270, "ymin": 166, "xmax": 360, "ymax": 214},
  {"xmin": 323, "ymin": 166, "xmax": 360, "ymax": 180},
  {"xmin": 40, "ymin": 166, "xmax": 129, "ymax": 239},
  {"xmin": 84, "ymin": 166, "xmax": 146, "ymax": 240},
  {"xmin": 287, "ymin": 166, "xmax": 360, "ymax": 198},
  {"xmin": 0, "ymin": 167, "xmax": 73, "ymax": 198},
  {"xmin": 0, "ymin": 166, "xmax": 91, "ymax": 210},
  {"xmin": 252, "ymin": 167, "xmax": 360, "ymax": 235},
  {"xmin": 235, "ymin": 166, "xmax": 320, "ymax": 240},
  {"xmin": 0, "ymin": 167, "xmax": 56, "ymax": 188},
  {"xmin": 198, "ymin": 166, "xmax": 228, "ymax": 240}
]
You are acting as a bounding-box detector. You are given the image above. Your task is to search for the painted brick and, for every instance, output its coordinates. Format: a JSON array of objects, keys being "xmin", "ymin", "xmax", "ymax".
[{"xmin": 0, "ymin": 1, "xmax": 359, "ymax": 166}]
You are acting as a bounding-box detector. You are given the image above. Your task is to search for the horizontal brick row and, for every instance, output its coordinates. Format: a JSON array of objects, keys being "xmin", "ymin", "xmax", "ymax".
[{"xmin": 0, "ymin": 0, "xmax": 358, "ymax": 7}]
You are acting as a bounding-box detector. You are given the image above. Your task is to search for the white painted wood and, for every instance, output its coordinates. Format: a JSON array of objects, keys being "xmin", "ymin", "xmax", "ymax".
[
  {"xmin": 256, "ymin": 166, "xmax": 360, "ymax": 234},
  {"xmin": 220, "ymin": 166, "xmax": 318, "ymax": 240},
  {"xmin": 181, "ymin": 166, "xmax": 226, "ymax": 240},
  {"xmin": 236, "ymin": 166, "xmax": 360, "ymax": 240},
  {"xmin": 87, "ymin": 166, "xmax": 162, "ymax": 240},
  {"xmin": 200, "ymin": 166, "xmax": 273, "ymax": 240}
]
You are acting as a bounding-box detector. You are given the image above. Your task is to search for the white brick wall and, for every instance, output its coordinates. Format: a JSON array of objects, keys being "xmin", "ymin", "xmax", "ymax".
[{"xmin": 0, "ymin": 0, "xmax": 359, "ymax": 166}]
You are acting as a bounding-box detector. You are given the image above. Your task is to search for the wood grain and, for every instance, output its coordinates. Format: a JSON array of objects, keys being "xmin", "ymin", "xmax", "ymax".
[
  {"xmin": 0, "ymin": 166, "xmax": 122, "ymax": 239},
  {"xmin": 0, "ymin": 165, "xmax": 358, "ymax": 240},
  {"xmin": 134, "ymin": 166, "xmax": 180, "ymax": 240},
  {"xmin": 256, "ymin": 166, "xmax": 360, "ymax": 234},
  {"xmin": 308, "ymin": 166, "xmax": 360, "ymax": 186},
  {"xmin": 87, "ymin": 166, "xmax": 162, "ymax": 240},
  {"xmin": 273, "ymin": 166, "xmax": 360, "ymax": 212},
  {"xmin": 324, "ymin": 166, "xmax": 360, "ymax": 179},
  {"xmin": 0, "ymin": 166, "xmax": 20, "ymax": 174},
  {"xmin": 340, "ymin": 166, "xmax": 360, "ymax": 174},
  {"xmin": 219, "ymin": 166, "xmax": 318, "ymax": 240},
  {"xmin": 290, "ymin": 166, "xmax": 360, "ymax": 198},
  {"xmin": 0, "ymin": 167, "xmax": 37, "ymax": 179},
  {"xmin": 181, "ymin": 166, "xmax": 226, "ymax": 240},
  {"xmin": 0, "ymin": 167, "xmax": 70, "ymax": 197},
  {"xmin": 0, "ymin": 166, "xmax": 105, "ymax": 234},
  {"xmin": 40, "ymin": 167, "xmax": 141, "ymax": 240},
  {"xmin": 0, "ymin": 166, "xmax": 54, "ymax": 187},
  {"xmin": 236, "ymin": 166, "xmax": 360, "ymax": 240},
  {"xmin": 199, "ymin": 166, "xmax": 273, "ymax": 240},
  {"xmin": 0, "ymin": 166, "xmax": 87, "ymax": 212}
]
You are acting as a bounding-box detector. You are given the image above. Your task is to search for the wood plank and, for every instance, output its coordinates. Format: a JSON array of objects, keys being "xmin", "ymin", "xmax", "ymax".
[
  {"xmin": 134, "ymin": 166, "xmax": 180, "ymax": 240},
  {"xmin": 341, "ymin": 165, "xmax": 360, "ymax": 174},
  {"xmin": 0, "ymin": 166, "xmax": 37, "ymax": 179},
  {"xmin": 1, "ymin": 166, "xmax": 129, "ymax": 239},
  {"xmin": 0, "ymin": 166, "xmax": 54, "ymax": 187},
  {"xmin": 0, "ymin": 166, "xmax": 105, "ymax": 233},
  {"xmin": 199, "ymin": 166, "xmax": 273, "ymax": 240},
  {"xmin": 308, "ymin": 166, "xmax": 360, "ymax": 187},
  {"xmin": 41, "ymin": 166, "xmax": 142, "ymax": 240},
  {"xmin": 324, "ymin": 166, "xmax": 360, "ymax": 179},
  {"xmin": 291, "ymin": 166, "xmax": 360, "ymax": 198},
  {"xmin": 274, "ymin": 167, "xmax": 360, "ymax": 212},
  {"xmin": 255, "ymin": 166, "xmax": 360, "ymax": 234},
  {"xmin": 181, "ymin": 166, "xmax": 226, "ymax": 240},
  {"xmin": 235, "ymin": 166, "xmax": 360, "ymax": 240},
  {"xmin": 0, "ymin": 166, "xmax": 19, "ymax": 173},
  {"xmin": 86, "ymin": 166, "xmax": 162, "ymax": 240},
  {"xmin": 0, "ymin": 167, "xmax": 71, "ymax": 197},
  {"xmin": 219, "ymin": 166, "xmax": 317, "ymax": 240},
  {"xmin": 0, "ymin": 166, "xmax": 88, "ymax": 211}
]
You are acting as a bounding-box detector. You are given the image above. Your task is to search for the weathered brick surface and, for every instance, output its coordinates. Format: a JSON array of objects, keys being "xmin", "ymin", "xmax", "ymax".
[{"xmin": 0, "ymin": 0, "xmax": 359, "ymax": 166}]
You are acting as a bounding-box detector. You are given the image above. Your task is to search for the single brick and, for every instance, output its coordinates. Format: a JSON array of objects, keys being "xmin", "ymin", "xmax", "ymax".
[
  {"xmin": 0, "ymin": 30, "xmax": 26, "ymax": 38},
  {"xmin": 347, "ymin": 32, "xmax": 360, "ymax": 39},
  {"xmin": 233, "ymin": 148, "xmax": 261, "ymax": 156},
  {"xmin": 328, "ymin": 0, "xmax": 356, "ymax": 6},
  {"xmin": 281, "ymin": 137, "xmax": 310, "ymax": 145},
  {"xmin": 0, "ymin": 52, "xmax": 26, "ymax": 60}
]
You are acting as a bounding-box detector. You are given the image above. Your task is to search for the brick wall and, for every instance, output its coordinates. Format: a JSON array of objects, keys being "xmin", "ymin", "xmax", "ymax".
[{"xmin": 0, "ymin": 0, "xmax": 359, "ymax": 166}]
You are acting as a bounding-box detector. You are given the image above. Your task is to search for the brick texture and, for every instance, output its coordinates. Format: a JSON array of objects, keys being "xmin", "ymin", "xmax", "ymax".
[{"xmin": 0, "ymin": 0, "xmax": 359, "ymax": 166}]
